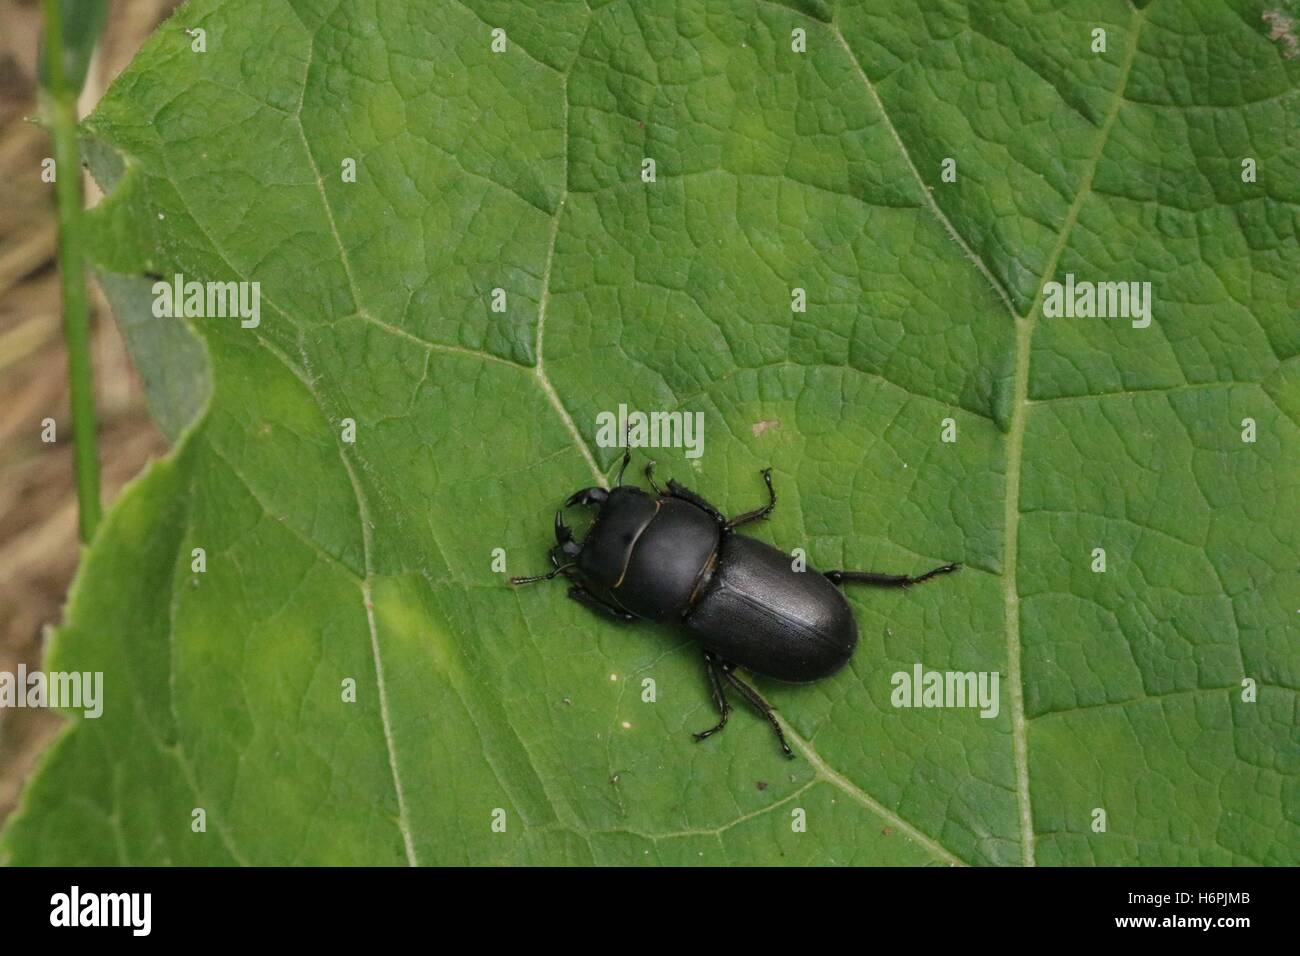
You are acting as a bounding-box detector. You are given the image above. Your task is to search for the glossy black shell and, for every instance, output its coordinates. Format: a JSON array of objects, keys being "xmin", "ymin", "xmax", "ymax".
[
  {"xmin": 577, "ymin": 487, "xmax": 858, "ymax": 682},
  {"xmin": 683, "ymin": 535, "xmax": 857, "ymax": 682}
]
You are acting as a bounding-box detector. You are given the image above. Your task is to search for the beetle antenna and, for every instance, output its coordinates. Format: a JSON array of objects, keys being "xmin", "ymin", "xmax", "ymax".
[
  {"xmin": 615, "ymin": 448, "xmax": 631, "ymax": 486},
  {"xmin": 509, "ymin": 563, "xmax": 575, "ymax": 586}
]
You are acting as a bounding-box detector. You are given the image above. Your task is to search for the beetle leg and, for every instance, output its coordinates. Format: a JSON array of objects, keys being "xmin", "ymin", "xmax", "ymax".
[
  {"xmin": 692, "ymin": 651, "xmax": 731, "ymax": 742},
  {"xmin": 665, "ymin": 479, "xmax": 726, "ymax": 525},
  {"xmin": 566, "ymin": 585, "xmax": 635, "ymax": 622},
  {"xmin": 719, "ymin": 663, "xmax": 794, "ymax": 759},
  {"xmin": 825, "ymin": 563, "xmax": 961, "ymax": 589},
  {"xmin": 724, "ymin": 467, "xmax": 776, "ymax": 530},
  {"xmin": 644, "ymin": 460, "xmax": 663, "ymax": 495}
]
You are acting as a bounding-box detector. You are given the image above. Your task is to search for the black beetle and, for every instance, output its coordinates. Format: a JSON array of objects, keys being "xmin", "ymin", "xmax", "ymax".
[{"xmin": 510, "ymin": 452, "xmax": 959, "ymax": 757}]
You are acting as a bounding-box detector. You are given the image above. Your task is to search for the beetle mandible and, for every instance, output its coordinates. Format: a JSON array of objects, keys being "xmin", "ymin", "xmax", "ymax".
[{"xmin": 510, "ymin": 451, "xmax": 959, "ymax": 758}]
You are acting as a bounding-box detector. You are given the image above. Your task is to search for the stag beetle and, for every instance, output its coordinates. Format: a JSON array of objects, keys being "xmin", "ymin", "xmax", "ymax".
[{"xmin": 510, "ymin": 452, "xmax": 959, "ymax": 757}]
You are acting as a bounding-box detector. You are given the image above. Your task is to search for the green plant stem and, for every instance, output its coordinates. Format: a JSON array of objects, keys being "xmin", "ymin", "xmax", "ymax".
[{"xmin": 42, "ymin": 0, "xmax": 101, "ymax": 541}]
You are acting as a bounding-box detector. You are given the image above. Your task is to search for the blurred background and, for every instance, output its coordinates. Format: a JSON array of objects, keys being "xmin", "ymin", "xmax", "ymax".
[{"xmin": 0, "ymin": 0, "xmax": 179, "ymax": 827}]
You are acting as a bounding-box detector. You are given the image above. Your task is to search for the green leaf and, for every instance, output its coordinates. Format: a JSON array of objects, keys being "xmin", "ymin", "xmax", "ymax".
[
  {"xmin": 5, "ymin": 0, "xmax": 1297, "ymax": 866},
  {"xmin": 96, "ymin": 270, "xmax": 212, "ymax": 442}
]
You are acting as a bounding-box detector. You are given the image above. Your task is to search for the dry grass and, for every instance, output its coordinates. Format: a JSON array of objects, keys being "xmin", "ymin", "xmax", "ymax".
[{"xmin": 0, "ymin": 0, "xmax": 180, "ymax": 827}]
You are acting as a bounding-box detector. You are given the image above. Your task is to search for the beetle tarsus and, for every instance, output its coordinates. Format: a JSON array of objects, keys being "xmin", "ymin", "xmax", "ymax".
[
  {"xmin": 825, "ymin": 562, "xmax": 961, "ymax": 589},
  {"xmin": 911, "ymin": 562, "xmax": 961, "ymax": 585},
  {"xmin": 725, "ymin": 467, "xmax": 777, "ymax": 530},
  {"xmin": 721, "ymin": 665, "xmax": 793, "ymax": 758},
  {"xmin": 693, "ymin": 651, "xmax": 732, "ymax": 741}
]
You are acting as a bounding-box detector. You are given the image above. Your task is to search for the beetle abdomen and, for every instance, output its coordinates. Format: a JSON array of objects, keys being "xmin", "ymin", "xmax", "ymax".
[{"xmin": 683, "ymin": 535, "xmax": 857, "ymax": 682}]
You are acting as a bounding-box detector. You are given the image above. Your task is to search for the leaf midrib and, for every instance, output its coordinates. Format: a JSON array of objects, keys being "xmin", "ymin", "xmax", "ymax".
[
  {"xmin": 823, "ymin": 5, "xmax": 1147, "ymax": 865},
  {"xmin": 993, "ymin": 6, "xmax": 1147, "ymax": 868}
]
